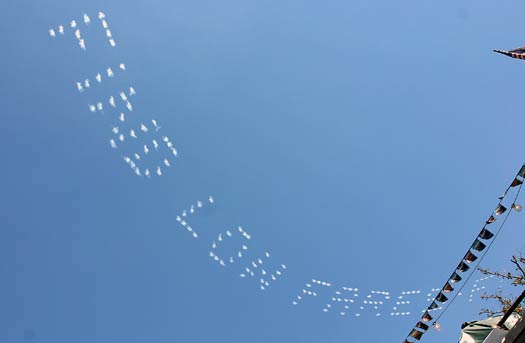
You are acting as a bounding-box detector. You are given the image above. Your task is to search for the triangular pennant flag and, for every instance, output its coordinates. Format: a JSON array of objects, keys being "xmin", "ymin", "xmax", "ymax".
[
  {"xmin": 471, "ymin": 239, "xmax": 486, "ymax": 251},
  {"xmin": 479, "ymin": 227, "xmax": 494, "ymax": 240},
  {"xmin": 494, "ymin": 48, "xmax": 525, "ymax": 60},
  {"xmin": 511, "ymin": 177, "xmax": 523, "ymax": 187},
  {"xmin": 450, "ymin": 272, "xmax": 462, "ymax": 283},
  {"xmin": 486, "ymin": 216, "xmax": 496, "ymax": 224},
  {"xmin": 422, "ymin": 311, "xmax": 433, "ymax": 322},
  {"xmin": 409, "ymin": 329, "xmax": 424, "ymax": 340},
  {"xmin": 436, "ymin": 292, "xmax": 448, "ymax": 303},
  {"xmin": 443, "ymin": 282, "xmax": 454, "ymax": 293},
  {"xmin": 428, "ymin": 301, "xmax": 438, "ymax": 310},
  {"xmin": 457, "ymin": 261, "xmax": 470, "ymax": 272},
  {"xmin": 518, "ymin": 164, "xmax": 525, "ymax": 178},
  {"xmin": 416, "ymin": 321, "xmax": 429, "ymax": 331},
  {"xmin": 464, "ymin": 251, "xmax": 478, "ymax": 263},
  {"xmin": 494, "ymin": 204, "xmax": 507, "ymax": 215}
]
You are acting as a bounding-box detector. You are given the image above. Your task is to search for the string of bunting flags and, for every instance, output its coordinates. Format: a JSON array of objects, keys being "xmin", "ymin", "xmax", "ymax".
[{"xmin": 402, "ymin": 164, "xmax": 525, "ymax": 343}]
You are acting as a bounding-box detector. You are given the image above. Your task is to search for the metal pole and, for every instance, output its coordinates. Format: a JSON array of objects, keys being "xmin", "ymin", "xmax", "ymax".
[{"xmin": 497, "ymin": 290, "xmax": 525, "ymax": 329}]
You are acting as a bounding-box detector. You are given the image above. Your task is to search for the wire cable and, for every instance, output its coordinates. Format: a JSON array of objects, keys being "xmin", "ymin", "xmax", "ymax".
[{"xmin": 403, "ymin": 167, "xmax": 524, "ymax": 342}]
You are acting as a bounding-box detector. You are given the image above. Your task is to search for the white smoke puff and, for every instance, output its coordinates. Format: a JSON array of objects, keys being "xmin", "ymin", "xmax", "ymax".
[
  {"xmin": 162, "ymin": 136, "xmax": 169, "ymax": 143},
  {"xmin": 76, "ymin": 82, "xmax": 83, "ymax": 92},
  {"xmin": 130, "ymin": 130, "xmax": 137, "ymax": 138},
  {"xmin": 126, "ymin": 101, "xmax": 132, "ymax": 112},
  {"xmin": 129, "ymin": 86, "xmax": 136, "ymax": 96},
  {"xmin": 190, "ymin": 205, "xmax": 194, "ymax": 213},
  {"xmin": 74, "ymin": 29, "xmax": 81, "ymax": 39},
  {"xmin": 192, "ymin": 232, "xmax": 198, "ymax": 238},
  {"xmin": 98, "ymin": 12, "xmax": 105, "ymax": 19},
  {"xmin": 140, "ymin": 123, "xmax": 148, "ymax": 132},
  {"xmin": 134, "ymin": 153, "xmax": 141, "ymax": 160},
  {"xmin": 151, "ymin": 119, "xmax": 160, "ymax": 131},
  {"xmin": 197, "ymin": 201, "xmax": 203, "ymax": 208},
  {"xmin": 145, "ymin": 169, "xmax": 150, "ymax": 178},
  {"xmin": 156, "ymin": 166, "xmax": 162, "ymax": 176},
  {"xmin": 265, "ymin": 252, "xmax": 270, "ymax": 258},
  {"xmin": 119, "ymin": 63, "xmax": 126, "ymax": 70},
  {"xmin": 129, "ymin": 161, "xmax": 136, "ymax": 168},
  {"xmin": 49, "ymin": 29, "xmax": 56, "ymax": 37},
  {"xmin": 119, "ymin": 113, "xmax": 125, "ymax": 122},
  {"xmin": 112, "ymin": 127, "xmax": 119, "ymax": 134},
  {"xmin": 134, "ymin": 168, "xmax": 141, "ymax": 176},
  {"xmin": 163, "ymin": 159, "xmax": 170, "ymax": 167},
  {"xmin": 95, "ymin": 73, "xmax": 102, "ymax": 82},
  {"xmin": 97, "ymin": 102, "xmax": 103, "ymax": 111},
  {"xmin": 171, "ymin": 148, "xmax": 178, "ymax": 157},
  {"xmin": 226, "ymin": 230, "xmax": 232, "ymax": 237},
  {"xmin": 70, "ymin": 20, "xmax": 77, "ymax": 28},
  {"xmin": 89, "ymin": 104, "xmax": 96, "ymax": 112},
  {"xmin": 119, "ymin": 92, "xmax": 127, "ymax": 101},
  {"xmin": 101, "ymin": 19, "xmax": 108, "ymax": 28},
  {"xmin": 58, "ymin": 25, "xmax": 64, "ymax": 34},
  {"xmin": 167, "ymin": 142, "xmax": 173, "ymax": 148},
  {"xmin": 110, "ymin": 139, "xmax": 117, "ymax": 149},
  {"xmin": 84, "ymin": 79, "xmax": 90, "ymax": 88},
  {"xmin": 106, "ymin": 29, "xmax": 112, "ymax": 38},
  {"xmin": 79, "ymin": 40, "xmax": 86, "ymax": 51},
  {"xmin": 118, "ymin": 134, "xmax": 124, "ymax": 142},
  {"xmin": 106, "ymin": 67, "xmax": 114, "ymax": 77},
  {"xmin": 152, "ymin": 140, "xmax": 159, "ymax": 150},
  {"xmin": 109, "ymin": 39, "xmax": 116, "ymax": 47},
  {"xmin": 109, "ymin": 96, "xmax": 116, "ymax": 107},
  {"xmin": 83, "ymin": 14, "xmax": 90, "ymax": 24},
  {"xmin": 143, "ymin": 145, "xmax": 149, "ymax": 154},
  {"xmin": 209, "ymin": 195, "xmax": 214, "ymax": 203},
  {"xmin": 123, "ymin": 156, "xmax": 131, "ymax": 163}
]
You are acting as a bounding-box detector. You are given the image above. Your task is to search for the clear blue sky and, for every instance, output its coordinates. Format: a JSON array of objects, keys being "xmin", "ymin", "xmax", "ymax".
[{"xmin": 2, "ymin": 0, "xmax": 525, "ymax": 342}]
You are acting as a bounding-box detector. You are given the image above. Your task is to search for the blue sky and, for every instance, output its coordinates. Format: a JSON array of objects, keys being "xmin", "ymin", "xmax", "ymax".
[{"xmin": 2, "ymin": 0, "xmax": 525, "ymax": 342}]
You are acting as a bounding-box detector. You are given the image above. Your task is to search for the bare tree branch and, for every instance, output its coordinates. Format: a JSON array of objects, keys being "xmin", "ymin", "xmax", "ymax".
[{"xmin": 477, "ymin": 253, "xmax": 525, "ymax": 317}]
